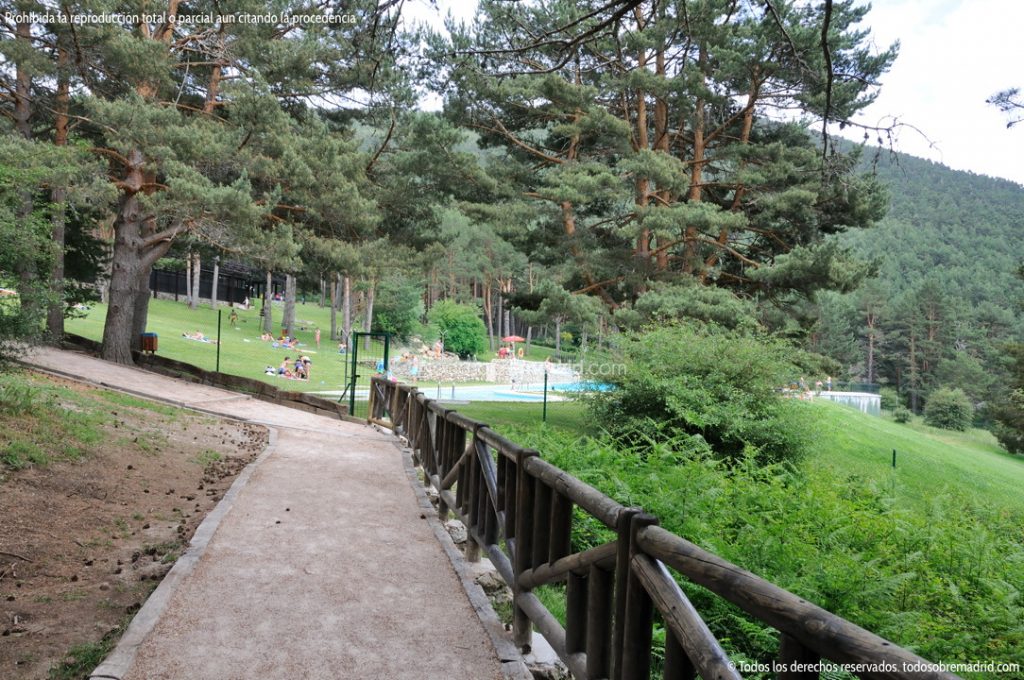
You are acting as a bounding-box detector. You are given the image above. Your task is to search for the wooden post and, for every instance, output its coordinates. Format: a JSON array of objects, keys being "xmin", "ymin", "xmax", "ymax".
[
  {"xmin": 663, "ymin": 627, "xmax": 696, "ymax": 680},
  {"xmin": 566, "ymin": 570, "xmax": 588, "ymax": 655},
  {"xmin": 503, "ymin": 451, "xmax": 518, "ymax": 544},
  {"xmin": 372, "ymin": 380, "xmax": 381, "ymax": 421},
  {"xmin": 550, "ymin": 492, "xmax": 573, "ymax": 565},
  {"xmin": 532, "ymin": 481, "xmax": 553, "ymax": 570},
  {"xmin": 611, "ymin": 507, "xmax": 640, "ymax": 680},
  {"xmin": 620, "ymin": 513, "xmax": 658, "ymax": 680},
  {"xmin": 465, "ymin": 436, "xmax": 481, "ymax": 563},
  {"xmin": 513, "ymin": 450, "xmax": 539, "ymax": 650},
  {"xmin": 779, "ymin": 633, "xmax": 819, "ymax": 680},
  {"xmin": 586, "ymin": 564, "xmax": 614, "ymax": 678}
]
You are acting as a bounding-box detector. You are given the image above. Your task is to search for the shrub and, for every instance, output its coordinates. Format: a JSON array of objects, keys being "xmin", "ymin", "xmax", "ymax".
[
  {"xmin": 591, "ymin": 322, "xmax": 813, "ymax": 463},
  {"xmin": 923, "ymin": 387, "xmax": 973, "ymax": 431},
  {"xmin": 427, "ymin": 301, "xmax": 487, "ymax": 359},
  {"xmin": 372, "ymin": 275, "xmax": 424, "ymax": 340},
  {"xmin": 893, "ymin": 406, "xmax": 912, "ymax": 423},
  {"xmin": 879, "ymin": 387, "xmax": 900, "ymax": 411},
  {"xmin": 992, "ymin": 388, "xmax": 1024, "ymax": 454}
]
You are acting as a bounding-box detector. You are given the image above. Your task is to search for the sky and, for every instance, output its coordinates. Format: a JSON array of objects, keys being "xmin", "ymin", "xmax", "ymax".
[{"xmin": 406, "ymin": 0, "xmax": 1024, "ymax": 187}]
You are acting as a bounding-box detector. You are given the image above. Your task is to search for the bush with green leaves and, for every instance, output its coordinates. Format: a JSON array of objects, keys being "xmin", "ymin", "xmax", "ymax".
[
  {"xmin": 879, "ymin": 387, "xmax": 900, "ymax": 411},
  {"xmin": 590, "ymin": 322, "xmax": 813, "ymax": 463},
  {"xmin": 426, "ymin": 300, "xmax": 487, "ymax": 359},
  {"xmin": 372, "ymin": 275, "xmax": 424, "ymax": 340},
  {"xmin": 893, "ymin": 406, "xmax": 912, "ymax": 423},
  {"xmin": 923, "ymin": 387, "xmax": 974, "ymax": 431},
  {"xmin": 991, "ymin": 344, "xmax": 1024, "ymax": 454}
]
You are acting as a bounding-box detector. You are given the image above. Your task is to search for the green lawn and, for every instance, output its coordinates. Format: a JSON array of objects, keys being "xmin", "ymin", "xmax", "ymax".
[
  {"xmin": 66, "ymin": 298, "xmax": 353, "ymax": 392},
  {"xmin": 66, "ymin": 299, "xmax": 620, "ymax": 395},
  {"xmin": 455, "ymin": 399, "xmax": 591, "ymax": 434}
]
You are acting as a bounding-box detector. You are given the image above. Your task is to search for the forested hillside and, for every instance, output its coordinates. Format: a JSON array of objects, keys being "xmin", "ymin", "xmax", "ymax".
[{"xmin": 812, "ymin": 149, "xmax": 1024, "ymax": 414}]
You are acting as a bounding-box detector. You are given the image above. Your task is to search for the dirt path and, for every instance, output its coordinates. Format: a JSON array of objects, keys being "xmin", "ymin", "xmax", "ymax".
[{"xmin": 25, "ymin": 347, "xmax": 504, "ymax": 680}]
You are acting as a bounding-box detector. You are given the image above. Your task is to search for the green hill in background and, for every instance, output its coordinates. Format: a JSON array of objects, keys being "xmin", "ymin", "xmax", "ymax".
[{"xmin": 811, "ymin": 147, "xmax": 1024, "ymax": 413}]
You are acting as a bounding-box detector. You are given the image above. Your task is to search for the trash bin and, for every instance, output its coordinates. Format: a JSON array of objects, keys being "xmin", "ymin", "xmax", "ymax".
[{"xmin": 141, "ymin": 332, "xmax": 158, "ymax": 353}]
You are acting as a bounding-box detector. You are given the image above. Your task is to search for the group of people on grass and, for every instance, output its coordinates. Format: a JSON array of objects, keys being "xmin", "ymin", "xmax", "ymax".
[{"xmin": 265, "ymin": 355, "xmax": 313, "ymax": 380}]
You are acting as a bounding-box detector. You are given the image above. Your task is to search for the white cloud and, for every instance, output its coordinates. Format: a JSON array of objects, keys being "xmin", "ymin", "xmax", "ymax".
[
  {"xmin": 844, "ymin": 0, "xmax": 1024, "ymax": 185},
  {"xmin": 415, "ymin": 0, "xmax": 1024, "ymax": 185}
]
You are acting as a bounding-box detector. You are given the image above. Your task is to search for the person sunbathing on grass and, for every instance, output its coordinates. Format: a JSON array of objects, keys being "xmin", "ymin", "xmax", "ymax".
[
  {"xmin": 183, "ymin": 329, "xmax": 218, "ymax": 343},
  {"xmin": 260, "ymin": 332, "xmax": 273, "ymax": 341}
]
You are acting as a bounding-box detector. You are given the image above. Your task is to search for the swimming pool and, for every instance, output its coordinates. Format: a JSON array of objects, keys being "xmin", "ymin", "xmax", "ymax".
[{"xmin": 316, "ymin": 381, "xmax": 610, "ymax": 403}]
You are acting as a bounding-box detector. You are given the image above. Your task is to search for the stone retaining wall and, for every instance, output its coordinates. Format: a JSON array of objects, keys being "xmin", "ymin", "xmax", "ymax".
[{"xmin": 389, "ymin": 357, "xmax": 575, "ymax": 385}]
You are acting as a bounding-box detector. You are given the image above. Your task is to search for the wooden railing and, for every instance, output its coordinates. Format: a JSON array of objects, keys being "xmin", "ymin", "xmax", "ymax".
[{"xmin": 369, "ymin": 377, "xmax": 961, "ymax": 680}]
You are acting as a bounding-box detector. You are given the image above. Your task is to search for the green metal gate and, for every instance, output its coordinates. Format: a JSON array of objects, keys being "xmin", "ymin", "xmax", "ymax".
[{"xmin": 346, "ymin": 332, "xmax": 390, "ymax": 418}]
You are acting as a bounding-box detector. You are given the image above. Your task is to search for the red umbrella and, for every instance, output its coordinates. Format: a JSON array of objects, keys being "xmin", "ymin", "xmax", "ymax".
[{"xmin": 502, "ymin": 335, "xmax": 526, "ymax": 343}]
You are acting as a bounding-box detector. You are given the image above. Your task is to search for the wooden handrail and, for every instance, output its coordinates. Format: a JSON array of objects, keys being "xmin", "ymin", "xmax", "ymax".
[
  {"xmin": 367, "ymin": 377, "xmax": 964, "ymax": 680},
  {"xmin": 637, "ymin": 525, "xmax": 958, "ymax": 680}
]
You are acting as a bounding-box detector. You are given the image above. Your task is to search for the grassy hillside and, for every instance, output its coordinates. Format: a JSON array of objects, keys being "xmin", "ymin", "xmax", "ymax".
[
  {"xmin": 811, "ymin": 400, "xmax": 1023, "ymax": 514},
  {"xmin": 462, "ymin": 397, "xmax": 1023, "ymax": 516}
]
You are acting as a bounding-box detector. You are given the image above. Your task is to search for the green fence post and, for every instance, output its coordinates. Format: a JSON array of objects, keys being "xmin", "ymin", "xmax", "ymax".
[
  {"xmin": 543, "ymin": 371, "xmax": 548, "ymax": 423},
  {"xmin": 216, "ymin": 309, "xmax": 222, "ymax": 373}
]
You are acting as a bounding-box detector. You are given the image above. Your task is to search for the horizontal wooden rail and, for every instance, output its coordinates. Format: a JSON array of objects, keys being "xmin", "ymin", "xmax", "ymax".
[
  {"xmin": 367, "ymin": 377, "xmax": 963, "ymax": 680},
  {"xmin": 637, "ymin": 525, "xmax": 959, "ymax": 680},
  {"xmin": 518, "ymin": 541, "xmax": 618, "ymax": 591},
  {"xmin": 524, "ymin": 456, "xmax": 622, "ymax": 528}
]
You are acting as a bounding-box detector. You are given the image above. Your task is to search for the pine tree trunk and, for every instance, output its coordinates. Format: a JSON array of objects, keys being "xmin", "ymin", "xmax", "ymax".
[
  {"xmin": 190, "ymin": 252, "xmax": 200, "ymax": 310},
  {"xmin": 909, "ymin": 333, "xmax": 919, "ymax": 413},
  {"xmin": 555, "ymin": 317, "xmax": 562, "ymax": 360},
  {"xmin": 867, "ymin": 316, "xmax": 876, "ymax": 384},
  {"xmin": 526, "ymin": 326, "xmax": 533, "ymax": 353},
  {"xmin": 342, "ymin": 276, "xmax": 352, "ymax": 345},
  {"xmin": 131, "ymin": 283, "xmax": 152, "ymax": 352},
  {"xmin": 363, "ymin": 281, "xmax": 375, "ymax": 350},
  {"xmin": 282, "ymin": 274, "xmax": 296, "ymax": 333},
  {"xmin": 185, "ymin": 253, "xmax": 193, "ymax": 306},
  {"xmin": 320, "ymin": 277, "xmax": 326, "ymax": 308},
  {"xmin": 496, "ymin": 286, "xmax": 504, "ymax": 339},
  {"xmin": 211, "ymin": 258, "xmax": 219, "ymax": 310},
  {"xmin": 13, "ymin": 18, "xmax": 40, "ymax": 322},
  {"xmin": 329, "ymin": 272, "xmax": 338, "ymax": 341},
  {"xmin": 102, "ymin": 193, "xmax": 147, "ymax": 365},
  {"xmin": 483, "ymin": 281, "xmax": 494, "ymax": 351},
  {"xmin": 262, "ymin": 270, "xmax": 273, "ymax": 333},
  {"xmin": 47, "ymin": 43, "xmax": 70, "ymax": 340}
]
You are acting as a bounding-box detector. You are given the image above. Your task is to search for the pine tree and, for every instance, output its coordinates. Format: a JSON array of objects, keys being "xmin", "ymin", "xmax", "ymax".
[{"xmin": 439, "ymin": 0, "xmax": 895, "ymax": 319}]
